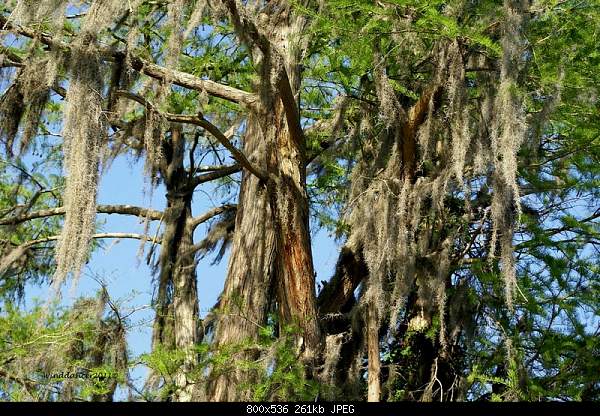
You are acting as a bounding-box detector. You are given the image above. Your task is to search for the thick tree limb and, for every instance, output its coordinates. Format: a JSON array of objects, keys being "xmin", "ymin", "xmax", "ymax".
[
  {"xmin": 190, "ymin": 204, "xmax": 237, "ymax": 229},
  {"xmin": 0, "ymin": 16, "xmax": 256, "ymax": 106},
  {"xmin": 175, "ymin": 112, "xmax": 266, "ymax": 180},
  {"xmin": 192, "ymin": 113, "xmax": 269, "ymax": 182},
  {"xmin": 0, "ymin": 204, "xmax": 164, "ymax": 226},
  {"xmin": 276, "ymin": 70, "xmax": 306, "ymax": 150},
  {"xmin": 317, "ymin": 245, "xmax": 368, "ymax": 315},
  {"xmin": 131, "ymin": 59, "xmax": 257, "ymax": 106},
  {"xmin": 190, "ymin": 165, "xmax": 241, "ymax": 188},
  {"xmin": 406, "ymin": 84, "xmax": 443, "ymax": 133},
  {"xmin": 367, "ymin": 306, "xmax": 381, "ymax": 402},
  {"xmin": 164, "ymin": 113, "xmax": 267, "ymax": 181},
  {"xmin": 115, "ymin": 90, "xmax": 266, "ymax": 181}
]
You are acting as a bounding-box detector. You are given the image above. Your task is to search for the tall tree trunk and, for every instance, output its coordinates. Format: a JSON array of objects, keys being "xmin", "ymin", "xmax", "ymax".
[
  {"xmin": 269, "ymin": 73, "xmax": 321, "ymax": 365},
  {"xmin": 171, "ymin": 197, "xmax": 199, "ymax": 401},
  {"xmin": 207, "ymin": 113, "xmax": 278, "ymax": 401},
  {"xmin": 266, "ymin": 11, "xmax": 321, "ymax": 373},
  {"xmin": 147, "ymin": 126, "xmax": 199, "ymax": 401},
  {"xmin": 207, "ymin": 7, "xmax": 320, "ymax": 400}
]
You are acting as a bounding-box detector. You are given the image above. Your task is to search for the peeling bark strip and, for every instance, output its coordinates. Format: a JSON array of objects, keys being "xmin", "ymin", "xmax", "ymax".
[
  {"xmin": 367, "ymin": 307, "xmax": 381, "ymax": 402},
  {"xmin": 401, "ymin": 85, "xmax": 443, "ymax": 179}
]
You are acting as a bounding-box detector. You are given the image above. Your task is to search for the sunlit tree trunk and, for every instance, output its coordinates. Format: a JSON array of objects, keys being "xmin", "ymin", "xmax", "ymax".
[
  {"xmin": 207, "ymin": 5, "xmax": 320, "ymax": 401},
  {"xmin": 367, "ymin": 307, "xmax": 381, "ymax": 402},
  {"xmin": 207, "ymin": 113, "xmax": 278, "ymax": 401}
]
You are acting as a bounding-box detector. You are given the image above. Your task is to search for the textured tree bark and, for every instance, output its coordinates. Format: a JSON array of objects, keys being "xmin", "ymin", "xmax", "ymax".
[
  {"xmin": 207, "ymin": 5, "xmax": 320, "ymax": 401},
  {"xmin": 171, "ymin": 200, "xmax": 199, "ymax": 401},
  {"xmin": 207, "ymin": 113, "xmax": 278, "ymax": 401},
  {"xmin": 270, "ymin": 89, "xmax": 321, "ymax": 365},
  {"xmin": 209, "ymin": 80, "xmax": 321, "ymax": 400},
  {"xmin": 367, "ymin": 307, "xmax": 381, "ymax": 402},
  {"xmin": 147, "ymin": 126, "xmax": 199, "ymax": 401},
  {"xmin": 268, "ymin": 12, "xmax": 322, "ymax": 373}
]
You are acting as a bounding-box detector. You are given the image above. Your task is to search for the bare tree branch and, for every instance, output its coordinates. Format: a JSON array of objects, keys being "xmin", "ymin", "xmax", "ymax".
[
  {"xmin": 20, "ymin": 233, "xmax": 162, "ymax": 249},
  {"xmin": 196, "ymin": 165, "xmax": 235, "ymax": 172},
  {"xmin": 0, "ymin": 205, "xmax": 164, "ymax": 226},
  {"xmin": 192, "ymin": 113, "xmax": 269, "ymax": 182},
  {"xmin": 190, "ymin": 165, "xmax": 241, "ymax": 188},
  {"xmin": 190, "ymin": 204, "xmax": 237, "ymax": 229},
  {"xmin": 115, "ymin": 90, "xmax": 267, "ymax": 180},
  {"xmin": 1, "ymin": 232, "xmax": 163, "ymax": 276},
  {"xmin": 133, "ymin": 59, "xmax": 257, "ymax": 106}
]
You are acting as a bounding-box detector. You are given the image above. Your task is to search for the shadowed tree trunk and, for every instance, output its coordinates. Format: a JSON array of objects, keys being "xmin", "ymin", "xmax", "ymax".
[
  {"xmin": 315, "ymin": 72, "xmax": 447, "ymax": 399},
  {"xmin": 148, "ymin": 125, "xmax": 199, "ymax": 401}
]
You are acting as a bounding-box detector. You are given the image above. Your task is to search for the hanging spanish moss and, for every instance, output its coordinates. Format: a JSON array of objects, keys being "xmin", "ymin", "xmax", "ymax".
[
  {"xmin": 194, "ymin": 209, "xmax": 236, "ymax": 265},
  {"xmin": 183, "ymin": 0, "xmax": 207, "ymax": 40},
  {"xmin": 373, "ymin": 54, "xmax": 405, "ymax": 129},
  {"xmin": 322, "ymin": 333, "xmax": 345, "ymax": 385},
  {"xmin": 9, "ymin": 0, "xmax": 68, "ymax": 28},
  {"xmin": 488, "ymin": 1, "xmax": 527, "ymax": 310},
  {"xmin": 54, "ymin": 44, "xmax": 106, "ymax": 289},
  {"xmin": 338, "ymin": 4, "xmax": 531, "ymax": 389},
  {"xmin": 0, "ymin": 79, "xmax": 25, "ymax": 155},
  {"xmin": 19, "ymin": 49, "xmax": 64, "ymax": 154},
  {"xmin": 346, "ymin": 45, "xmax": 457, "ymax": 335},
  {"xmin": 446, "ymin": 41, "xmax": 471, "ymax": 184},
  {"xmin": 0, "ymin": 245, "xmax": 28, "ymax": 277},
  {"xmin": 0, "ymin": 45, "xmax": 63, "ymax": 155},
  {"xmin": 3, "ymin": 290, "xmax": 128, "ymax": 401},
  {"xmin": 142, "ymin": 106, "xmax": 166, "ymax": 179},
  {"xmin": 81, "ymin": 0, "xmax": 128, "ymax": 33},
  {"xmin": 137, "ymin": 0, "xmax": 186, "ymax": 181},
  {"xmin": 53, "ymin": 1, "xmax": 120, "ymax": 288}
]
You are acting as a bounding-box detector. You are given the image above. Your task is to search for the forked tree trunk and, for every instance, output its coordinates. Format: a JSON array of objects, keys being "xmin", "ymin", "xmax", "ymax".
[
  {"xmin": 147, "ymin": 126, "xmax": 199, "ymax": 401},
  {"xmin": 207, "ymin": 9, "xmax": 320, "ymax": 401}
]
